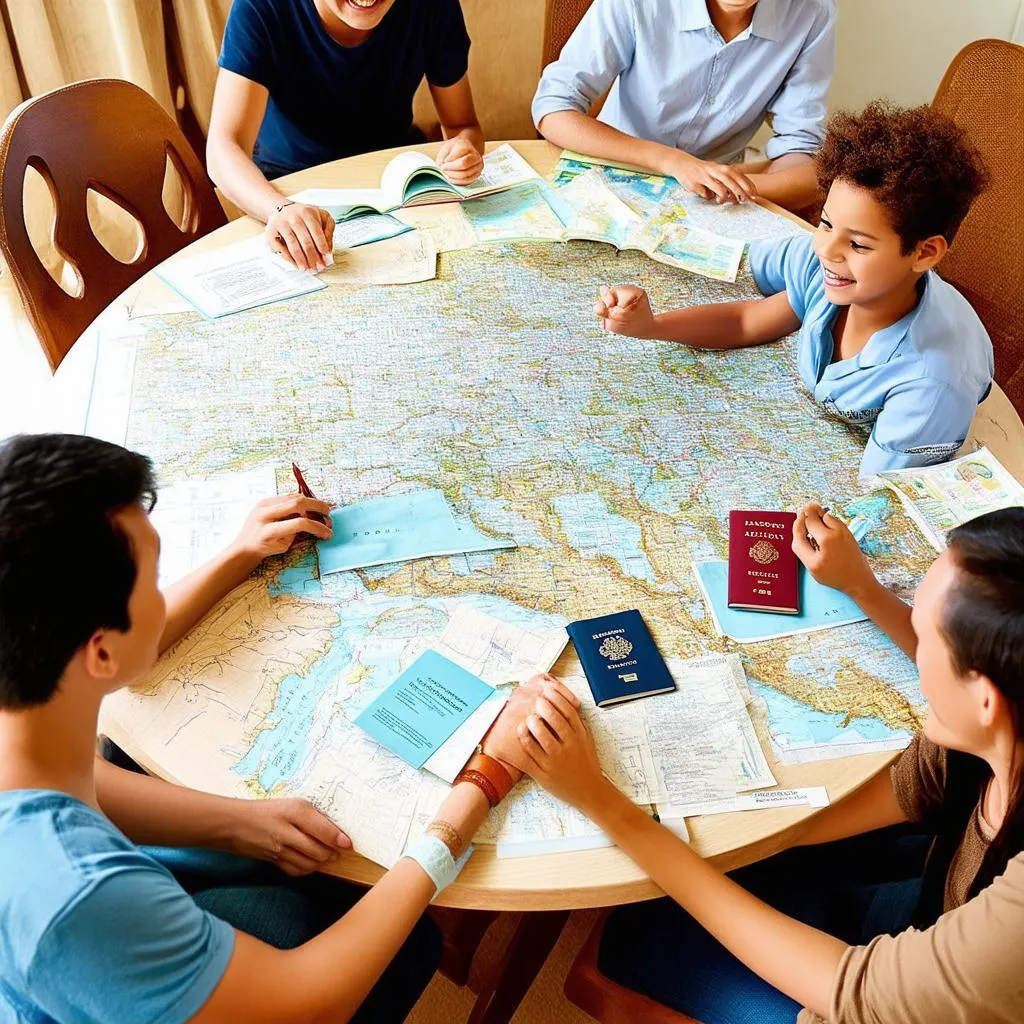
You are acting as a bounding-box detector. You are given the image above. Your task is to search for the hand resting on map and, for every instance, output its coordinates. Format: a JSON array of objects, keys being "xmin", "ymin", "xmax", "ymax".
[
  {"xmin": 594, "ymin": 285, "xmax": 660, "ymax": 339},
  {"xmin": 479, "ymin": 674, "xmax": 581, "ymax": 785},
  {"xmin": 225, "ymin": 796, "xmax": 352, "ymax": 877},
  {"xmin": 229, "ymin": 494, "xmax": 334, "ymax": 571},
  {"xmin": 505, "ymin": 681, "xmax": 607, "ymax": 814}
]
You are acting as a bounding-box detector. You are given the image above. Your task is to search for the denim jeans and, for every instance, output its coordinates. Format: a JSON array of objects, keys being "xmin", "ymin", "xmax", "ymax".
[
  {"xmin": 598, "ymin": 825, "xmax": 929, "ymax": 1024},
  {"xmin": 147, "ymin": 846, "xmax": 441, "ymax": 1024}
]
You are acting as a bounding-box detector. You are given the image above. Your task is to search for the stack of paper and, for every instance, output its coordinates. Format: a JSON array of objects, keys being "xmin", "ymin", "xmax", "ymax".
[{"xmin": 317, "ymin": 489, "xmax": 516, "ymax": 576}]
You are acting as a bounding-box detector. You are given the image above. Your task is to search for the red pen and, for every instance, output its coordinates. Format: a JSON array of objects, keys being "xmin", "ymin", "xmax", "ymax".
[{"xmin": 291, "ymin": 462, "xmax": 327, "ymax": 525}]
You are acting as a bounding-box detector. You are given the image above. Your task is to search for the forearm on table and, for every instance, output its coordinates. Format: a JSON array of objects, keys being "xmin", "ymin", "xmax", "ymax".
[
  {"xmin": 207, "ymin": 135, "xmax": 292, "ymax": 224},
  {"xmin": 587, "ymin": 782, "xmax": 845, "ymax": 1017},
  {"xmin": 793, "ymin": 763, "xmax": 908, "ymax": 847},
  {"xmin": 200, "ymin": 782, "xmax": 490, "ymax": 1023},
  {"xmin": 747, "ymin": 153, "xmax": 820, "ymax": 212},
  {"xmin": 95, "ymin": 756, "xmax": 239, "ymax": 849},
  {"xmin": 848, "ymin": 577, "xmax": 917, "ymax": 660},
  {"xmin": 538, "ymin": 111, "xmax": 679, "ymax": 175},
  {"xmin": 650, "ymin": 299, "xmax": 784, "ymax": 348},
  {"xmin": 301, "ymin": 782, "xmax": 489, "ymax": 1014},
  {"xmin": 159, "ymin": 543, "xmax": 259, "ymax": 653},
  {"xmin": 441, "ymin": 120, "xmax": 484, "ymax": 153}
]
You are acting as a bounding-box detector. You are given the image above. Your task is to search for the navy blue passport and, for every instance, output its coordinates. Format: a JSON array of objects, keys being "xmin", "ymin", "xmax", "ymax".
[{"xmin": 566, "ymin": 609, "xmax": 676, "ymax": 707}]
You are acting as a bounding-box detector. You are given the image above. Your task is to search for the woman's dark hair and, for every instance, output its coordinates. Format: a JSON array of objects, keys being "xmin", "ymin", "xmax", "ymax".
[
  {"xmin": 0, "ymin": 433, "xmax": 156, "ymax": 709},
  {"xmin": 922, "ymin": 507, "xmax": 1024, "ymax": 913}
]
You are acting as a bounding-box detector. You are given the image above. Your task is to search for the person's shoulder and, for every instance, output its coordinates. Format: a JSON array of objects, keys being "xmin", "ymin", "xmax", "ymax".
[
  {"xmin": 905, "ymin": 272, "xmax": 993, "ymax": 381},
  {"xmin": 777, "ymin": 0, "xmax": 837, "ymax": 25},
  {"xmin": 0, "ymin": 792, "xmax": 142, "ymax": 971},
  {"xmin": 224, "ymin": 0, "xmax": 298, "ymax": 37}
]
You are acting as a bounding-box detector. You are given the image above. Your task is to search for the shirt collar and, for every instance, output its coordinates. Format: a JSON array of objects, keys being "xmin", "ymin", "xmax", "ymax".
[
  {"xmin": 678, "ymin": 1, "xmax": 779, "ymax": 39},
  {"xmin": 750, "ymin": 1, "xmax": 780, "ymax": 40},
  {"xmin": 678, "ymin": 0, "xmax": 713, "ymax": 32},
  {"xmin": 854, "ymin": 274, "xmax": 932, "ymax": 368}
]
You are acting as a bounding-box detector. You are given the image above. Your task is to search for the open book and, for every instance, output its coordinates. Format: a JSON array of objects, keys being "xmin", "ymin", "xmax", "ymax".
[
  {"xmin": 461, "ymin": 171, "xmax": 746, "ymax": 282},
  {"xmin": 288, "ymin": 144, "xmax": 541, "ymax": 221}
]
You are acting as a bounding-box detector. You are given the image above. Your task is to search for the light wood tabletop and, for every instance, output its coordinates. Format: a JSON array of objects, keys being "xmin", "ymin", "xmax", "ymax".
[{"xmin": 101, "ymin": 140, "xmax": 1024, "ymax": 912}]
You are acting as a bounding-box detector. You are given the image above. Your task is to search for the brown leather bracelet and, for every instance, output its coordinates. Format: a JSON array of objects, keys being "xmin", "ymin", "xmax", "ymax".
[{"xmin": 455, "ymin": 752, "xmax": 515, "ymax": 808}]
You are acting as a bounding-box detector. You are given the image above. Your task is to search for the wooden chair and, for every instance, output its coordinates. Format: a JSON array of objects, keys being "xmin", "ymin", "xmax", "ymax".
[
  {"xmin": 0, "ymin": 78, "xmax": 226, "ymax": 372},
  {"xmin": 931, "ymin": 39, "xmax": 1024, "ymax": 416},
  {"xmin": 541, "ymin": 0, "xmax": 596, "ymax": 69},
  {"xmin": 564, "ymin": 910, "xmax": 701, "ymax": 1023}
]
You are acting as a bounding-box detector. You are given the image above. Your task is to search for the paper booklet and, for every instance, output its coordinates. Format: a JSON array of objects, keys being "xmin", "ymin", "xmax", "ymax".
[
  {"xmin": 288, "ymin": 144, "xmax": 542, "ymax": 221},
  {"xmin": 461, "ymin": 170, "xmax": 746, "ymax": 282},
  {"xmin": 876, "ymin": 447, "xmax": 1024, "ymax": 551}
]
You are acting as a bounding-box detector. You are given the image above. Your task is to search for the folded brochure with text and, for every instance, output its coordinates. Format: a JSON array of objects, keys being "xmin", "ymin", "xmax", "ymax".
[
  {"xmin": 317, "ymin": 489, "xmax": 516, "ymax": 575},
  {"xmin": 289, "ymin": 144, "xmax": 541, "ymax": 221},
  {"xmin": 354, "ymin": 650, "xmax": 492, "ymax": 769}
]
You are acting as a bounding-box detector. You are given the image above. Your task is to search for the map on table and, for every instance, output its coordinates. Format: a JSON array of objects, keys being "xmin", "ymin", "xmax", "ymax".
[{"xmin": 97, "ymin": 194, "xmax": 934, "ymax": 865}]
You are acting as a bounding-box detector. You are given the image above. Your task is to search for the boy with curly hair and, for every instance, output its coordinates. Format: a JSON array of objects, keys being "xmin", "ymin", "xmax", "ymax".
[{"xmin": 594, "ymin": 102, "xmax": 993, "ymax": 477}]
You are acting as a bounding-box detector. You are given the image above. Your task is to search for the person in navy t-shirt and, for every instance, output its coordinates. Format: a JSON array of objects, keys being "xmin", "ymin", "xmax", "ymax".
[{"xmin": 208, "ymin": 0, "xmax": 485, "ymax": 272}]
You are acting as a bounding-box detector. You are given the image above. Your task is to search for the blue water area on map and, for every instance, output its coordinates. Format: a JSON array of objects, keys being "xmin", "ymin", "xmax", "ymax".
[
  {"xmin": 235, "ymin": 551, "xmax": 567, "ymax": 792},
  {"xmin": 696, "ymin": 560, "xmax": 866, "ymax": 642},
  {"xmin": 269, "ymin": 550, "xmax": 322, "ymax": 598},
  {"xmin": 749, "ymin": 679, "xmax": 912, "ymax": 748},
  {"xmin": 232, "ymin": 612, "xmax": 355, "ymax": 793},
  {"xmin": 843, "ymin": 493, "xmax": 894, "ymax": 557},
  {"xmin": 552, "ymin": 492, "xmax": 657, "ymax": 583}
]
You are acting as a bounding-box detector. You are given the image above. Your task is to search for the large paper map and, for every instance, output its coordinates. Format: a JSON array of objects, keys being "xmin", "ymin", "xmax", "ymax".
[{"xmin": 98, "ymin": 186, "xmax": 935, "ymax": 865}]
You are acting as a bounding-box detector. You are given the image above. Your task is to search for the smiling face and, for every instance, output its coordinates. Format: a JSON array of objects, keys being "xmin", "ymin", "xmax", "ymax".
[
  {"xmin": 318, "ymin": 0, "xmax": 399, "ymax": 34},
  {"xmin": 812, "ymin": 179, "xmax": 946, "ymax": 310}
]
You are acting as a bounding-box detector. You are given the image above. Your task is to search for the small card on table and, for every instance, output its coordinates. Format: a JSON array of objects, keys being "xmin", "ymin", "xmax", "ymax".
[{"xmin": 354, "ymin": 650, "xmax": 493, "ymax": 769}]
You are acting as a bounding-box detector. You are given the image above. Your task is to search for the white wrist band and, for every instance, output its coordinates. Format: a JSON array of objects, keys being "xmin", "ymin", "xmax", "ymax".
[{"xmin": 401, "ymin": 834, "xmax": 474, "ymax": 897}]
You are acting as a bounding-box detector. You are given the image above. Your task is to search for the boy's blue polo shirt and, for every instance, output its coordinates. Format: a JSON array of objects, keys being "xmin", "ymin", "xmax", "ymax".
[
  {"xmin": 749, "ymin": 233, "xmax": 993, "ymax": 477},
  {"xmin": 219, "ymin": 0, "xmax": 471, "ymax": 177},
  {"xmin": 0, "ymin": 791, "xmax": 234, "ymax": 1024}
]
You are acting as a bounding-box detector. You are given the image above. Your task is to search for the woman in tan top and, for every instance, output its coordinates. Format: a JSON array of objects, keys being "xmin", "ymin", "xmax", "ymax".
[{"xmin": 511, "ymin": 504, "xmax": 1024, "ymax": 1023}]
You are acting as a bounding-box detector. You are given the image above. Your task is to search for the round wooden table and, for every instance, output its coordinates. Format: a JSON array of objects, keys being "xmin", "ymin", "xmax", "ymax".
[{"xmin": 101, "ymin": 140, "xmax": 1024, "ymax": 915}]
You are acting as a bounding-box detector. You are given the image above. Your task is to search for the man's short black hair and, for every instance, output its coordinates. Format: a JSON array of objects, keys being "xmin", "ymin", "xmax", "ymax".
[{"xmin": 0, "ymin": 434, "xmax": 156, "ymax": 709}]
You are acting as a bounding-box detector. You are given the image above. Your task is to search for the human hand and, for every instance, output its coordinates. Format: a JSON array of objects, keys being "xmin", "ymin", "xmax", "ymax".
[
  {"xmin": 664, "ymin": 151, "xmax": 757, "ymax": 205},
  {"xmin": 437, "ymin": 137, "xmax": 484, "ymax": 185},
  {"xmin": 792, "ymin": 502, "xmax": 876, "ymax": 598},
  {"xmin": 481, "ymin": 674, "xmax": 580, "ymax": 784},
  {"xmin": 594, "ymin": 285, "xmax": 659, "ymax": 338},
  {"xmin": 265, "ymin": 201, "xmax": 336, "ymax": 272},
  {"xmin": 514, "ymin": 687, "xmax": 607, "ymax": 814},
  {"xmin": 230, "ymin": 494, "xmax": 334, "ymax": 567},
  {"xmin": 227, "ymin": 797, "xmax": 351, "ymax": 877}
]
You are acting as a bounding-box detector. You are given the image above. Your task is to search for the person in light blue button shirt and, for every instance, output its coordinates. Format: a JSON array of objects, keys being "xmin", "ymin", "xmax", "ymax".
[
  {"xmin": 533, "ymin": 0, "xmax": 836, "ymax": 212},
  {"xmin": 591, "ymin": 102, "xmax": 993, "ymax": 479}
]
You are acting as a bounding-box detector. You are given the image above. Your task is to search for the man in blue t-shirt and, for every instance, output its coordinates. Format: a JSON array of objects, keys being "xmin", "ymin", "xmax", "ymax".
[
  {"xmin": 0, "ymin": 433, "xmax": 568, "ymax": 1022},
  {"xmin": 208, "ymin": 0, "xmax": 485, "ymax": 272}
]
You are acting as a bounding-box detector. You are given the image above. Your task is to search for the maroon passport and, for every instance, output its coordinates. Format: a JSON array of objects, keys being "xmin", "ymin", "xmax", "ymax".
[{"xmin": 727, "ymin": 511, "xmax": 800, "ymax": 615}]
